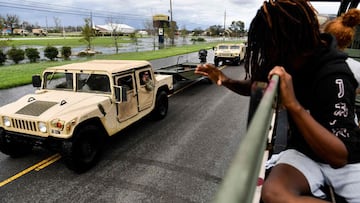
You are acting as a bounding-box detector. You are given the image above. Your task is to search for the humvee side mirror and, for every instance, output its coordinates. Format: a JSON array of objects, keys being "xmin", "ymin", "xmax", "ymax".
[
  {"xmin": 114, "ymin": 85, "xmax": 127, "ymax": 103},
  {"xmin": 32, "ymin": 75, "xmax": 41, "ymax": 87}
]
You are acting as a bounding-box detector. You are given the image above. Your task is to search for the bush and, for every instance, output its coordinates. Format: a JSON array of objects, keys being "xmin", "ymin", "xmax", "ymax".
[
  {"xmin": 44, "ymin": 46, "xmax": 59, "ymax": 61},
  {"xmin": 190, "ymin": 37, "xmax": 206, "ymax": 43},
  {"xmin": 25, "ymin": 48, "xmax": 40, "ymax": 63},
  {"xmin": 61, "ymin": 46, "xmax": 72, "ymax": 60},
  {"xmin": 7, "ymin": 47, "xmax": 25, "ymax": 64},
  {"xmin": 77, "ymin": 51, "xmax": 95, "ymax": 57},
  {"xmin": 0, "ymin": 50, "xmax": 6, "ymax": 65}
]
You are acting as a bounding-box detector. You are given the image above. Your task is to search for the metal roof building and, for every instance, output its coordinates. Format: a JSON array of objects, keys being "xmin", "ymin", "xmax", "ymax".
[{"xmin": 94, "ymin": 23, "xmax": 135, "ymax": 35}]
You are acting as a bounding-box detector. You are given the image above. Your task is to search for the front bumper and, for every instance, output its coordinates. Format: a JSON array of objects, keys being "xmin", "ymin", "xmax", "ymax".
[{"xmin": 0, "ymin": 128, "xmax": 64, "ymax": 151}]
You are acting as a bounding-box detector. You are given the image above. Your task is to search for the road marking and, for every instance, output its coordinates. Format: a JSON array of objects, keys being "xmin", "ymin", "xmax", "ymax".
[
  {"xmin": 0, "ymin": 153, "xmax": 61, "ymax": 187},
  {"xmin": 34, "ymin": 154, "xmax": 62, "ymax": 171}
]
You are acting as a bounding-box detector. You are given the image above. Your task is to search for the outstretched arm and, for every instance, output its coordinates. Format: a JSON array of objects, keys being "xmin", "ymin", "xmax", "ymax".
[{"xmin": 195, "ymin": 63, "xmax": 252, "ymax": 96}]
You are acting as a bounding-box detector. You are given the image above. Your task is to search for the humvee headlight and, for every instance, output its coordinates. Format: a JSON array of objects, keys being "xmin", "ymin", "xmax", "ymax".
[
  {"xmin": 38, "ymin": 122, "xmax": 47, "ymax": 133},
  {"xmin": 3, "ymin": 117, "xmax": 11, "ymax": 127}
]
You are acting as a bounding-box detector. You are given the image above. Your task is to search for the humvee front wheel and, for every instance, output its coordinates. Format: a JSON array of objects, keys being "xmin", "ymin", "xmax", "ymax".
[
  {"xmin": 214, "ymin": 58, "xmax": 219, "ymax": 66},
  {"xmin": 151, "ymin": 91, "xmax": 168, "ymax": 120},
  {"xmin": 62, "ymin": 125, "xmax": 104, "ymax": 173},
  {"xmin": 232, "ymin": 57, "xmax": 240, "ymax": 65}
]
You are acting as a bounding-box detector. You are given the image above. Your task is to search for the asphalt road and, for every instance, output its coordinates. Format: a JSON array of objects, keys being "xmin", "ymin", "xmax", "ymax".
[{"xmin": 0, "ymin": 59, "xmax": 250, "ymax": 203}]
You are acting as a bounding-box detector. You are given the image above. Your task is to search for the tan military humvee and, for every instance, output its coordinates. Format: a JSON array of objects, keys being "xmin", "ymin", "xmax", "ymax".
[
  {"xmin": 213, "ymin": 43, "xmax": 246, "ymax": 66},
  {"xmin": 0, "ymin": 60, "xmax": 173, "ymax": 173}
]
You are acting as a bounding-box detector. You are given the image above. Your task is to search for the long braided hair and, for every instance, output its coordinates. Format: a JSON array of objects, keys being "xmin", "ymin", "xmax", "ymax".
[{"xmin": 244, "ymin": 0, "xmax": 322, "ymax": 81}]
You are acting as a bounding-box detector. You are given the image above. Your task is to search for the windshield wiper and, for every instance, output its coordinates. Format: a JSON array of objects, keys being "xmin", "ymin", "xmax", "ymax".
[{"xmin": 47, "ymin": 71, "xmax": 56, "ymax": 84}]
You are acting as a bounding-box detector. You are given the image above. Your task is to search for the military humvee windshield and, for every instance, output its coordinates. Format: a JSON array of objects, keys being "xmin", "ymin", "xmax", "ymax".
[
  {"xmin": 44, "ymin": 72, "xmax": 73, "ymax": 90},
  {"xmin": 218, "ymin": 45, "xmax": 229, "ymax": 49},
  {"xmin": 76, "ymin": 73, "xmax": 111, "ymax": 93},
  {"xmin": 230, "ymin": 45, "xmax": 240, "ymax": 49},
  {"xmin": 43, "ymin": 71, "xmax": 111, "ymax": 93}
]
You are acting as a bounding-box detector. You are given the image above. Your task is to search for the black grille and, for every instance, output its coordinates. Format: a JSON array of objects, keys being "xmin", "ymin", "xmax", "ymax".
[{"xmin": 11, "ymin": 118, "xmax": 38, "ymax": 132}]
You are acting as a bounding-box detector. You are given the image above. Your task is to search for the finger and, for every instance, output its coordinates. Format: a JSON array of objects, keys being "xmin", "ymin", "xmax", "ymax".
[
  {"xmin": 194, "ymin": 70, "xmax": 208, "ymax": 76},
  {"xmin": 268, "ymin": 66, "xmax": 285, "ymax": 80}
]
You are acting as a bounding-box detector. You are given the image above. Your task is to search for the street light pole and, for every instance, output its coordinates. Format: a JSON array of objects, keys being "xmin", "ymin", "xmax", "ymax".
[
  {"xmin": 170, "ymin": 0, "xmax": 173, "ymax": 23},
  {"xmin": 223, "ymin": 9, "xmax": 226, "ymax": 41},
  {"xmin": 170, "ymin": 0, "xmax": 174, "ymax": 45}
]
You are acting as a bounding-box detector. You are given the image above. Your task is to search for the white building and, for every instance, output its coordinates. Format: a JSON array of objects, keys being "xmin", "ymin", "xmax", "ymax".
[{"xmin": 94, "ymin": 23, "xmax": 135, "ymax": 35}]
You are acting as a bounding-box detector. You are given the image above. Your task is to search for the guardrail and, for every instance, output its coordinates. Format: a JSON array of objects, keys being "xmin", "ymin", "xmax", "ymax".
[{"xmin": 213, "ymin": 75, "xmax": 280, "ymax": 203}]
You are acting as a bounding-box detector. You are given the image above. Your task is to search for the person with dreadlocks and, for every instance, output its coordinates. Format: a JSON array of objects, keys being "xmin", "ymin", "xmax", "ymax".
[{"xmin": 195, "ymin": 0, "xmax": 360, "ymax": 202}]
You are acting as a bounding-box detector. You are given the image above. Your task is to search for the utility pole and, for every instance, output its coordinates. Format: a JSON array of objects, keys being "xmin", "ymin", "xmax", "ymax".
[
  {"xmin": 90, "ymin": 11, "xmax": 93, "ymax": 29},
  {"xmin": 223, "ymin": 9, "xmax": 226, "ymax": 41},
  {"xmin": 170, "ymin": 0, "xmax": 174, "ymax": 45}
]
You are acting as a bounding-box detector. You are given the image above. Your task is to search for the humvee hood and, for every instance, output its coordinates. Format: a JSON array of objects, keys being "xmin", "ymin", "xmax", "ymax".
[{"xmin": 0, "ymin": 91, "xmax": 110, "ymax": 119}]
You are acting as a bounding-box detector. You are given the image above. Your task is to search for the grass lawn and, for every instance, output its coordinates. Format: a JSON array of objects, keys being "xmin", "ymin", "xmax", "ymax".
[{"xmin": 0, "ymin": 41, "xmax": 227, "ymax": 89}]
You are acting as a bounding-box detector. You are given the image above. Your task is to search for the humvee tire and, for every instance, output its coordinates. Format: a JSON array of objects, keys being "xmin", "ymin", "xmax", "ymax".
[
  {"xmin": 62, "ymin": 125, "xmax": 104, "ymax": 173},
  {"xmin": 151, "ymin": 90, "xmax": 168, "ymax": 120}
]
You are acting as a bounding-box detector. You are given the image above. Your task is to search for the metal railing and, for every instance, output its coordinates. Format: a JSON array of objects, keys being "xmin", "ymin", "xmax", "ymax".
[{"xmin": 213, "ymin": 75, "xmax": 279, "ymax": 203}]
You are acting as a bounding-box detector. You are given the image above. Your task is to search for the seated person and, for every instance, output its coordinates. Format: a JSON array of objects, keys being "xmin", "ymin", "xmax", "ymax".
[{"xmin": 141, "ymin": 71, "xmax": 154, "ymax": 91}]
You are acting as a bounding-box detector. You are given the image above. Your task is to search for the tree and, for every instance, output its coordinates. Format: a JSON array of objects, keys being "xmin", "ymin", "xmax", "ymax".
[
  {"xmin": 106, "ymin": 17, "xmax": 121, "ymax": 53},
  {"xmin": 228, "ymin": 20, "xmax": 245, "ymax": 37},
  {"xmin": 7, "ymin": 46, "xmax": 25, "ymax": 64},
  {"xmin": 129, "ymin": 33, "xmax": 138, "ymax": 52},
  {"xmin": 143, "ymin": 19, "xmax": 157, "ymax": 50},
  {"xmin": 53, "ymin": 17, "xmax": 61, "ymax": 33},
  {"xmin": 143, "ymin": 20, "xmax": 156, "ymax": 36},
  {"xmin": 164, "ymin": 21, "xmax": 178, "ymax": 46},
  {"xmin": 0, "ymin": 50, "xmax": 6, "ymax": 65},
  {"xmin": 22, "ymin": 21, "xmax": 32, "ymax": 31},
  {"xmin": 80, "ymin": 18, "xmax": 94, "ymax": 50},
  {"xmin": 25, "ymin": 48, "xmax": 40, "ymax": 63},
  {"xmin": 191, "ymin": 27, "xmax": 204, "ymax": 36},
  {"xmin": 208, "ymin": 25, "xmax": 223, "ymax": 36},
  {"xmin": 61, "ymin": 47, "xmax": 72, "ymax": 60},
  {"xmin": 0, "ymin": 15, "xmax": 5, "ymax": 33},
  {"xmin": 6, "ymin": 14, "xmax": 20, "ymax": 35},
  {"xmin": 180, "ymin": 25, "xmax": 188, "ymax": 42},
  {"xmin": 44, "ymin": 46, "xmax": 58, "ymax": 61},
  {"xmin": 169, "ymin": 21, "xmax": 177, "ymax": 45}
]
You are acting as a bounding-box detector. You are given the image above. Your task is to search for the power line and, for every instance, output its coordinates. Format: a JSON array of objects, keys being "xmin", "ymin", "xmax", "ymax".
[
  {"xmin": 0, "ymin": 0, "xmax": 212, "ymax": 29},
  {"xmin": 0, "ymin": 1, "xmax": 153, "ymax": 24}
]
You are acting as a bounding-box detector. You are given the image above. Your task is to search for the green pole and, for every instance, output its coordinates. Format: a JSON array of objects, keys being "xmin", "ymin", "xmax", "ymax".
[{"xmin": 213, "ymin": 75, "xmax": 279, "ymax": 203}]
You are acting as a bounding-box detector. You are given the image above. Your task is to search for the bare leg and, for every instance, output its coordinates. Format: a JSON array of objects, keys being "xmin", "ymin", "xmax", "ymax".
[{"xmin": 261, "ymin": 163, "xmax": 329, "ymax": 203}]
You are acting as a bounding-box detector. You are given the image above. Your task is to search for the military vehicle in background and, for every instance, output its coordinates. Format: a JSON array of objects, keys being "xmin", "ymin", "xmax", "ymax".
[{"xmin": 32, "ymin": 28, "xmax": 48, "ymax": 36}]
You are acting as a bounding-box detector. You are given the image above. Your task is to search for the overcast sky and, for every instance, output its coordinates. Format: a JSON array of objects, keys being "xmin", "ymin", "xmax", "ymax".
[{"xmin": 0, "ymin": 0, "xmax": 347, "ymax": 30}]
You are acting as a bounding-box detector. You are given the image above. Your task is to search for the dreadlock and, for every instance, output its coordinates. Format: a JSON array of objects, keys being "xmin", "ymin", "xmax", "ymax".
[{"xmin": 244, "ymin": 0, "xmax": 322, "ymax": 81}]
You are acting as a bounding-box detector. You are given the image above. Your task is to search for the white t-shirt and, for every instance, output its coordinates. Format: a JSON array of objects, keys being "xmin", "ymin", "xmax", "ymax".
[{"xmin": 347, "ymin": 57, "xmax": 360, "ymax": 87}]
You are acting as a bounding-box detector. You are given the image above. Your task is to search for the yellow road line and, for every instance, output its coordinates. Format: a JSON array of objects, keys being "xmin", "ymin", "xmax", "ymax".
[
  {"xmin": 0, "ymin": 153, "xmax": 61, "ymax": 187},
  {"xmin": 35, "ymin": 154, "xmax": 61, "ymax": 171}
]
